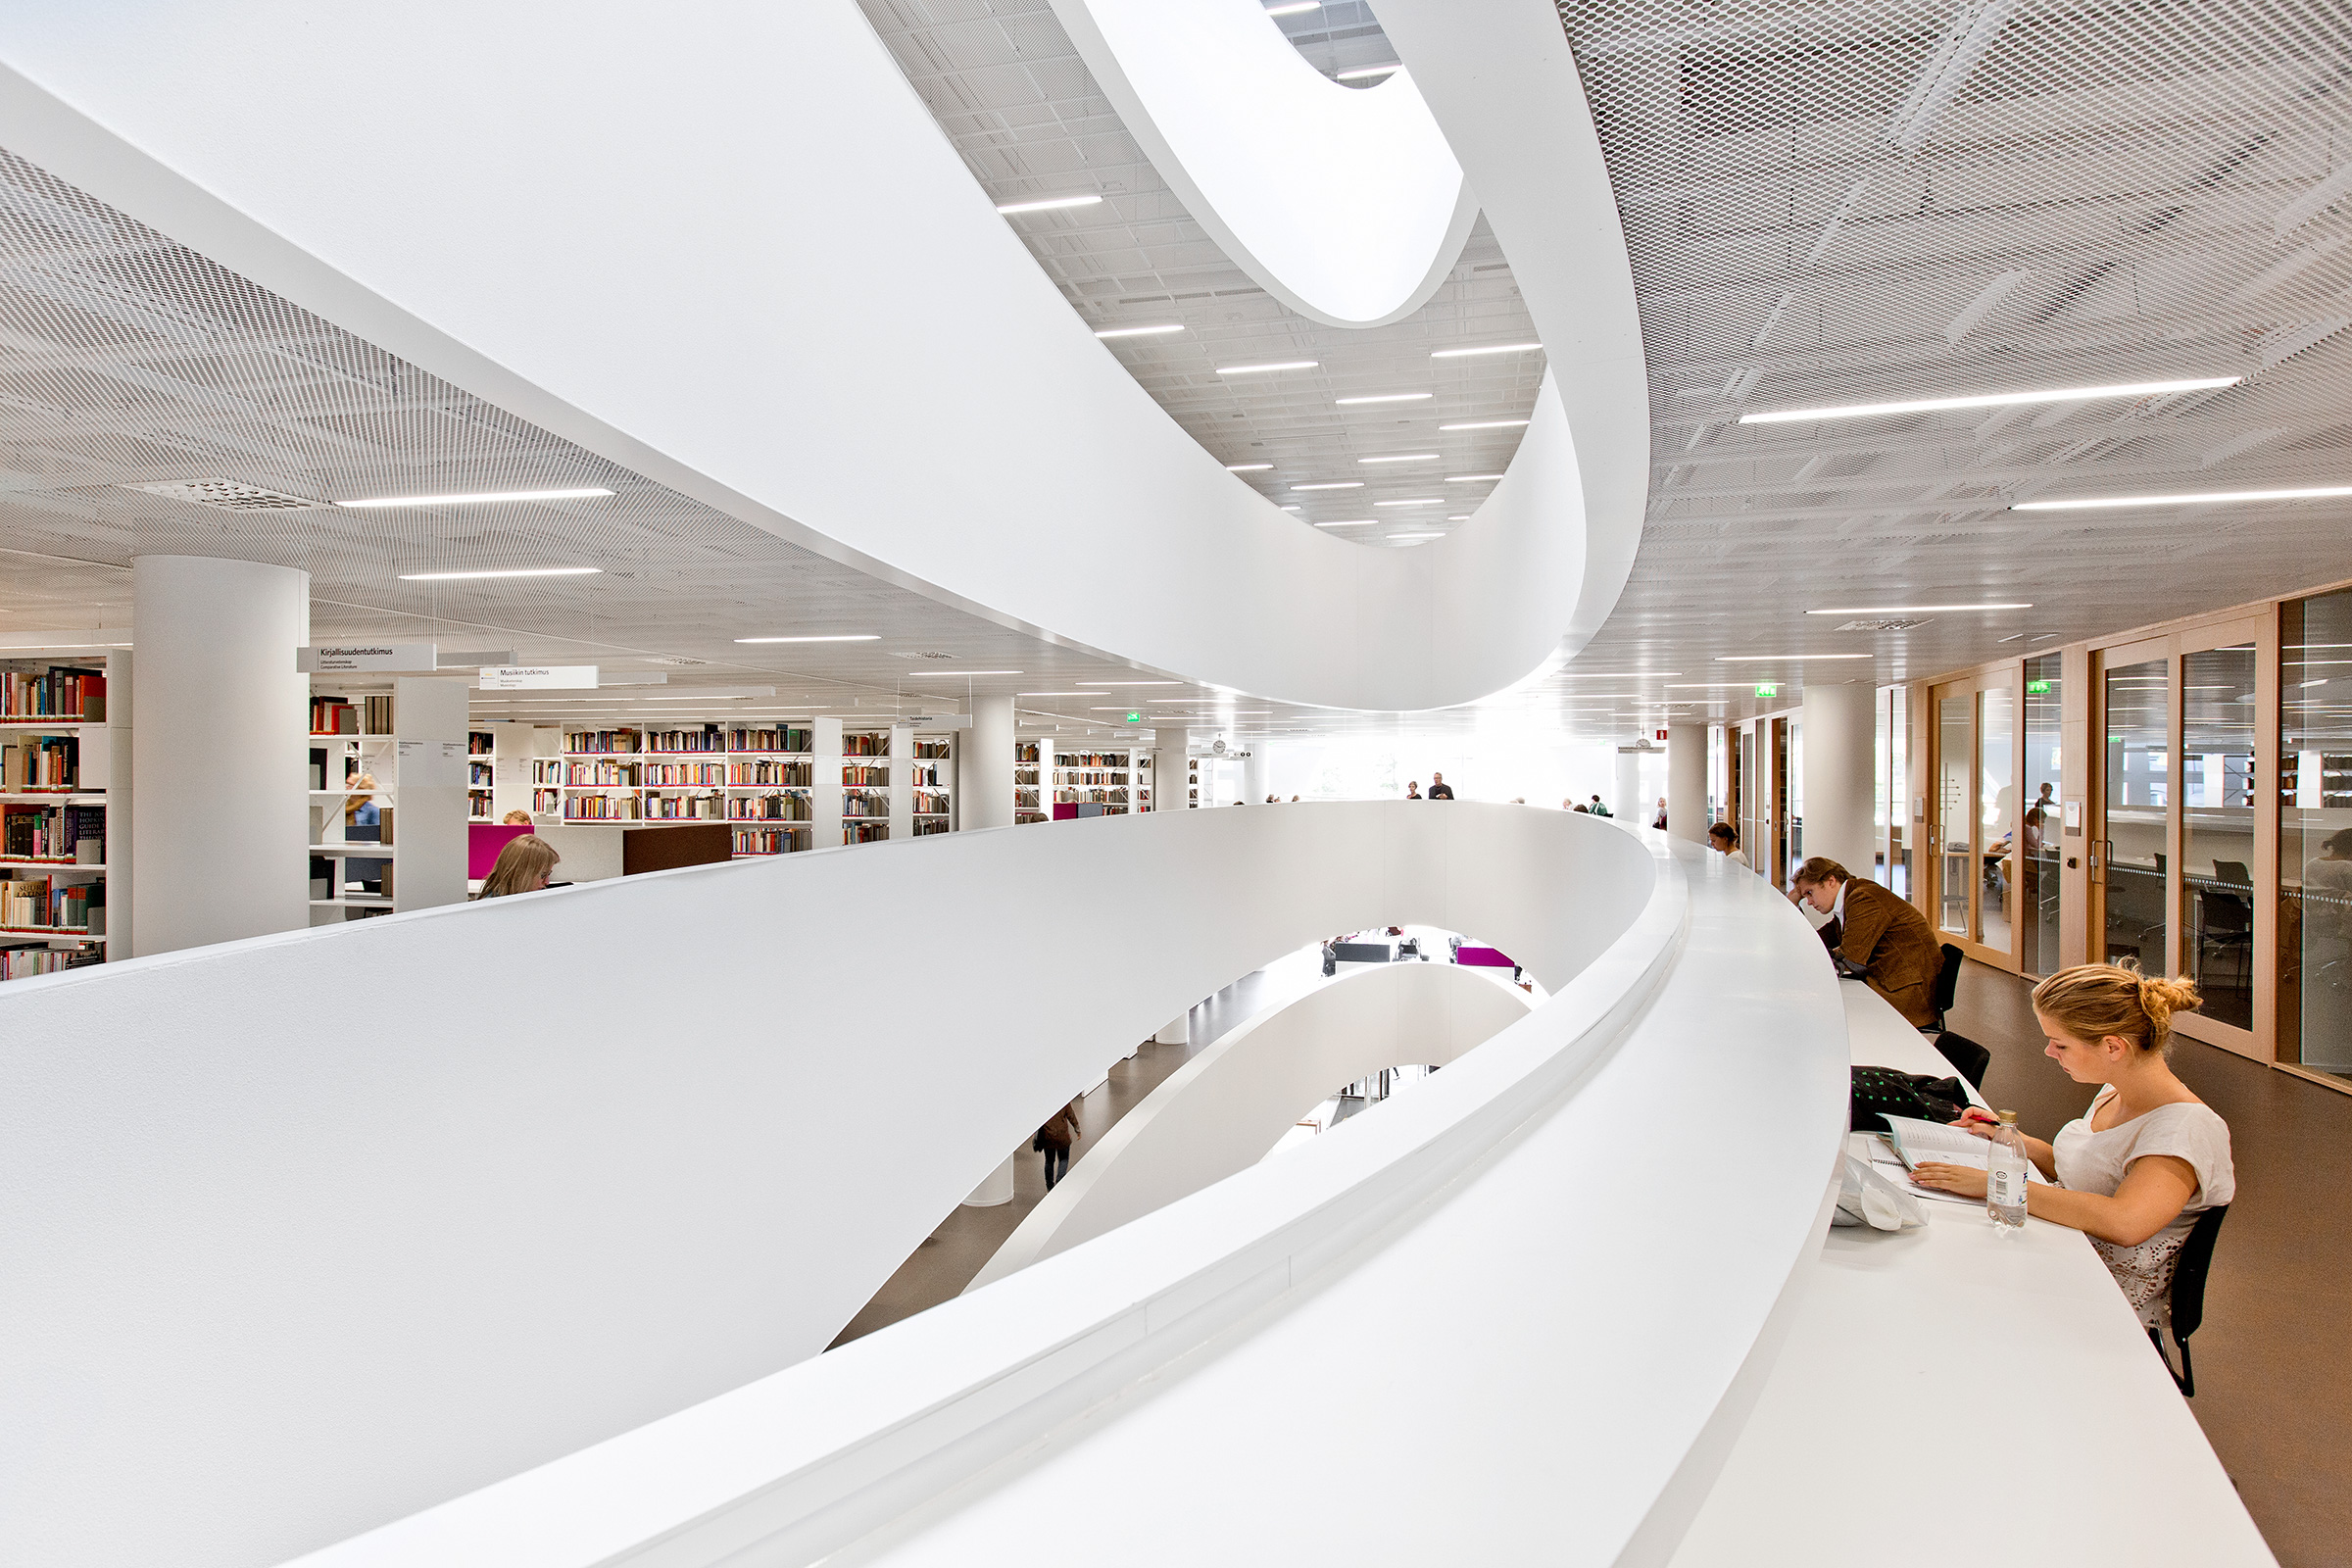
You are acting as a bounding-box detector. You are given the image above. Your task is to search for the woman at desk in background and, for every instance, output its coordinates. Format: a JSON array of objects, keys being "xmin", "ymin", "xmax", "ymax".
[
  {"xmin": 475, "ymin": 835, "xmax": 560, "ymax": 900},
  {"xmin": 1911, "ymin": 963, "xmax": 2233, "ymax": 1331}
]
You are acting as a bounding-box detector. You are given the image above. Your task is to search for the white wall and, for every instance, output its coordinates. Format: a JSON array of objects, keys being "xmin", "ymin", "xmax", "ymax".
[
  {"xmin": 0, "ymin": 0, "xmax": 1644, "ymax": 713},
  {"xmin": 969, "ymin": 958, "xmax": 1532, "ymax": 1289},
  {"xmin": 0, "ymin": 804, "xmax": 1658, "ymax": 1568}
]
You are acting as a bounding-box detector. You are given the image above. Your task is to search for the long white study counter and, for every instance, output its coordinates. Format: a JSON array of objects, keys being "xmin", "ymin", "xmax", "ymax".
[{"xmin": 1668, "ymin": 980, "xmax": 2276, "ymax": 1568}]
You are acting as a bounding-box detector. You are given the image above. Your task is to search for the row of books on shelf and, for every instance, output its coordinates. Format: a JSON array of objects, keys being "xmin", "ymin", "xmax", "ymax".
[
  {"xmin": 1056, "ymin": 788, "xmax": 1130, "ymax": 804},
  {"xmin": 914, "ymin": 790, "xmax": 950, "ymax": 813},
  {"xmin": 564, "ymin": 796, "xmax": 642, "ymax": 820},
  {"xmin": 1054, "ymin": 752, "xmax": 1131, "ymax": 767},
  {"xmin": 732, "ymin": 826, "xmax": 811, "ymax": 855},
  {"xmin": 468, "ymin": 731, "xmax": 495, "ymax": 755},
  {"xmin": 843, "ymin": 732, "xmax": 889, "ymax": 757},
  {"xmin": 731, "ymin": 794, "xmax": 811, "ymax": 821},
  {"xmin": 0, "ymin": 873, "xmax": 102, "ymax": 932},
  {"xmin": 843, "ymin": 792, "xmax": 888, "ymax": 818},
  {"xmin": 1015, "ymin": 742, "xmax": 1041, "ymax": 763},
  {"xmin": 565, "ymin": 729, "xmax": 640, "ymax": 754},
  {"xmin": 1, "ymin": 944, "xmax": 102, "ymax": 980},
  {"xmin": 732, "ymin": 726, "xmax": 813, "ymax": 753},
  {"xmin": 914, "ymin": 739, "xmax": 950, "ymax": 759},
  {"xmin": 2, "ymin": 804, "xmax": 103, "ymax": 862},
  {"xmin": 1056, "ymin": 769, "xmax": 1125, "ymax": 786},
  {"xmin": 843, "ymin": 765, "xmax": 888, "ymax": 786},
  {"xmin": 1, "ymin": 735, "xmax": 79, "ymax": 791},
  {"xmin": 468, "ymin": 791, "xmax": 494, "ymax": 821},
  {"xmin": 2, "ymin": 665, "xmax": 104, "ymax": 721},
  {"xmin": 913, "ymin": 817, "xmax": 949, "ymax": 836},
  {"xmin": 846, "ymin": 821, "xmax": 888, "ymax": 844},
  {"xmin": 643, "ymin": 794, "xmax": 724, "ymax": 820},
  {"xmin": 565, "ymin": 761, "xmax": 642, "ymax": 786},
  {"xmin": 643, "ymin": 762, "xmax": 728, "ymax": 786},
  {"xmin": 311, "ymin": 695, "xmax": 394, "ymax": 735},
  {"xmin": 733, "ymin": 760, "xmax": 812, "ymax": 786},
  {"xmin": 1015, "ymin": 788, "xmax": 1040, "ymax": 808}
]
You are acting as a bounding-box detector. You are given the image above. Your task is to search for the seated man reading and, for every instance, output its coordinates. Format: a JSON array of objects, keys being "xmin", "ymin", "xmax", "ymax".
[{"xmin": 1789, "ymin": 856, "xmax": 1942, "ymax": 1027}]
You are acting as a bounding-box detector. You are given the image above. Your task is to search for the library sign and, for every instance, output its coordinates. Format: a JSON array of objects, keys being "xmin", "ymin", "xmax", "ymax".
[
  {"xmin": 478, "ymin": 664, "xmax": 599, "ymax": 690},
  {"xmin": 296, "ymin": 643, "xmax": 437, "ymax": 673}
]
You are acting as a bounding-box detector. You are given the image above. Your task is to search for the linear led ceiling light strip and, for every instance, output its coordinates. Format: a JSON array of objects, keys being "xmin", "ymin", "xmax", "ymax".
[
  {"xmin": 2012, "ymin": 484, "xmax": 2352, "ymax": 511},
  {"xmin": 1740, "ymin": 376, "xmax": 2239, "ymax": 424}
]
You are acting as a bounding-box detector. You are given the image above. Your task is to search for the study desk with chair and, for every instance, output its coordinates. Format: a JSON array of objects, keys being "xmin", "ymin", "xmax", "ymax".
[{"xmin": 1666, "ymin": 976, "xmax": 2274, "ymax": 1568}]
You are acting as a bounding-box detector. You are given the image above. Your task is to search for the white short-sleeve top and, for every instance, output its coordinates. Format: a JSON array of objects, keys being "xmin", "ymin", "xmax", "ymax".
[{"xmin": 2052, "ymin": 1086, "xmax": 2234, "ymax": 1331}]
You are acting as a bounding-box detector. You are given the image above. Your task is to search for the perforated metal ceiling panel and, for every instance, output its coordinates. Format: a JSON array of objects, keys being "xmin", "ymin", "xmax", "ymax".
[
  {"xmin": 0, "ymin": 145, "xmax": 1309, "ymax": 736},
  {"xmin": 1542, "ymin": 0, "xmax": 2352, "ymax": 728}
]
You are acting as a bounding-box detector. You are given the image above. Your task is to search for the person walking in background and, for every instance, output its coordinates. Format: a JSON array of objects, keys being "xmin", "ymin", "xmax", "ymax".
[
  {"xmin": 1427, "ymin": 772, "xmax": 1454, "ymax": 800},
  {"xmin": 474, "ymin": 835, "xmax": 561, "ymax": 899},
  {"xmin": 1036, "ymin": 1098, "xmax": 1081, "ymax": 1190}
]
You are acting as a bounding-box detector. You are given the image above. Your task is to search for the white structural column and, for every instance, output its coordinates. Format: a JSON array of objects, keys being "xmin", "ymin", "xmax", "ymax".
[
  {"xmin": 129, "ymin": 556, "xmax": 309, "ymax": 956},
  {"xmin": 1612, "ymin": 747, "xmax": 1642, "ymax": 823},
  {"xmin": 887, "ymin": 723, "xmax": 913, "ymax": 841},
  {"xmin": 811, "ymin": 716, "xmax": 844, "ymax": 849},
  {"xmin": 1242, "ymin": 748, "xmax": 1269, "ymax": 805},
  {"xmin": 1800, "ymin": 681, "xmax": 1878, "ymax": 882},
  {"xmin": 958, "ymin": 696, "xmax": 1014, "ymax": 831},
  {"xmin": 1668, "ymin": 724, "xmax": 1709, "ymax": 845},
  {"xmin": 1153, "ymin": 1011, "xmax": 1189, "ymax": 1046},
  {"xmin": 960, "ymin": 1154, "xmax": 1015, "ymax": 1208},
  {"xmin": 390, "ymin": 675, "xmax": 468, "ymax": 911}
]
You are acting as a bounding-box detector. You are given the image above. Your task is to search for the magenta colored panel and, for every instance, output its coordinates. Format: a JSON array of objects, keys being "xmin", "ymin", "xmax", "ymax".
[
  {"xmin": 468, "ymin": 823, "xmax": 536, "ymax": 878},
  {"xmin": 1454, "ymin": 946, "xmax": 1514, "ymax": 967}
]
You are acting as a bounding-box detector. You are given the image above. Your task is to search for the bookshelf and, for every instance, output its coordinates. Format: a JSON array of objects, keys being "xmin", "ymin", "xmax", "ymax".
[
  {"xmin": 490, "ymin": 718, "xmax": 957, "ymax": 855},
  {"xmin": 0, "ymin": 654, "xmax": 122, "ymax": 982},
  {"xmin": 1014, "ymin": 740, "xmax": 1045, "ymax": 825},
  {"xmin": 1052, "ymin": 746, "xmax": 1136, "ymax": 815},
  {"xmin": 307, "ymin": 676, "xmax": 468, "ymax": 921},
  {"xmin": 1188, "ymin": 753, "xmax": 1200, "ymax": 808}
]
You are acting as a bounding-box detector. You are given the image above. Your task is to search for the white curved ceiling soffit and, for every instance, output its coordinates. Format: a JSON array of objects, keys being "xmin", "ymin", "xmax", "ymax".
[
  {"xmin": 0, "ymin": 0, "xmax": 1645, "ymax": 714},
  {"xmin": 1047, "ymin": 0, "xmax": 1478, "ymax": 328}
]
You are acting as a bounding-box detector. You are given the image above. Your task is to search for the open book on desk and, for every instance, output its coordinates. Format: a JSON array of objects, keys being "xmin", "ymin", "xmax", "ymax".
[{"xmin": 1866, "ymin": 1114, "xmax": 2048, "ymax": 1203}]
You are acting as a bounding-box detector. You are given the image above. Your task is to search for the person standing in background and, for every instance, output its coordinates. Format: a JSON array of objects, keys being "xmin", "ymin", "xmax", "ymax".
[
  {"xmin": 1036, "ymin": 1099, "xmax": 1081, "ymax": 1191},
  {"xmin": 1427, "ymin": 772, "xmax": 1454, "ymax": 800}
]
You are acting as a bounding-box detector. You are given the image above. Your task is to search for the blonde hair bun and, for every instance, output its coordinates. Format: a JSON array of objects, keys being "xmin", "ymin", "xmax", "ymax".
[{"xmin": 2030, "ymin": 959, "xmax": 2199, "ymax": 1055}]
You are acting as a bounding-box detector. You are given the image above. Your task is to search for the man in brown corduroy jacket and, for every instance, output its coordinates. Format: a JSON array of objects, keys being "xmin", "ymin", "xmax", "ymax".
[{"xmin": 1791, "ymin": 856, "xmax": 1943, "ymax": 1028}]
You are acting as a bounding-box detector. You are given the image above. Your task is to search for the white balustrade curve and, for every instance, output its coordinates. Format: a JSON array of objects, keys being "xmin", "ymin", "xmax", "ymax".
[
  {"xmin": 0, "ymin": 0, "xmax": 1646, "ymax": 713},
  {"xmin": 967, "ymin": 956, "xmax": 1538, "ymax": 1292},
  {"xmin": 256, "ymin": 824, "xmax": 1850, "ymax": 1568},
  {"xmin": 2, "ymin": 804, "xmax": 1748, "ymax": 1568}
]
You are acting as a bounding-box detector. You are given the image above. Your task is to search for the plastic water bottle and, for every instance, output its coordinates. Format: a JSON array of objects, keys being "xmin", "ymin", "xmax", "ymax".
[{"xmin": 1986, "ymin": 1109, "xmax": 2029, "ymax": 1232}]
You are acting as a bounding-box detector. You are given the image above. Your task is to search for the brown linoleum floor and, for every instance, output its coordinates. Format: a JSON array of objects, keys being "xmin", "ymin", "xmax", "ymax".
[{"xmin": 1947, "ymin": 959, "xmax": 2352, "ymax": 1568}]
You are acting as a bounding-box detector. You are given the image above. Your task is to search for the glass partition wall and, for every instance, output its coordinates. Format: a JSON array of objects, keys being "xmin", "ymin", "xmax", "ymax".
[
  {"xmin": 1928, "ymin": 669, "xmax": 2020, "ymax": 965},
  {"xmin": 2022, "ymin": 656, "xmax": 2063, "ymax": 976},
  {"xmin": 2282, "ymin": 587, "xmax": 2352, "ymax": 1082}
]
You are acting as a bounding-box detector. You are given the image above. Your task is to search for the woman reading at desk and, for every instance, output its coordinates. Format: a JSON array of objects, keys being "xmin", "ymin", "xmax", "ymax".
[{"xmin": 1910, "ymin": 962, "xmax": 2233, "ymax": 1332}]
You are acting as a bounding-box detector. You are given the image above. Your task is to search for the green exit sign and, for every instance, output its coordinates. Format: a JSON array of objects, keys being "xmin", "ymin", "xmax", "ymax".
[
  {"xmin": 1755, "ymin": 683, "xmax": 1778, "ymax": 699},
  {"xmin": 1125, "ymin": 711, "xmax": 1142, "ymax": 723},
  {"xmin": 2028, "ymin": 679, "xmax": 2052, "ymax": 694}
]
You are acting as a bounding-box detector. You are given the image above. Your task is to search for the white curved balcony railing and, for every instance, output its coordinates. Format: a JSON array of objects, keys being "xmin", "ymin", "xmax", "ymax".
[
  {"xmin": 0, "ymin": 0, "xmax": 1646, "ymax": 711},
  {"xmin": 1, "ymin": 807, "xmax": 1849, "ymax": 1568}
]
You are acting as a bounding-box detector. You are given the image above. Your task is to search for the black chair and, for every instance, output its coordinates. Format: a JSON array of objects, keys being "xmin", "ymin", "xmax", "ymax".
[
  {"xmin": 2149, "ymin": 1205, "xmax": 2229, "ymax": 1397},
  {"xmin": 1931, "ymin": 1031, "xmax": 1991, "ymax": 1089},
  {"xmin": 1929, "ymin": 943, "xmax": 1965, "ymax": 1032}
]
